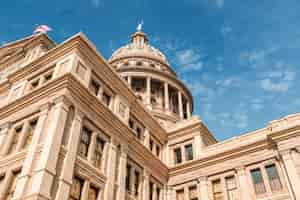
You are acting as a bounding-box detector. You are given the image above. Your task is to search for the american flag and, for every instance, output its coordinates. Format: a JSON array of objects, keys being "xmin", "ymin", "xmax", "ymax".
[{"xmin": 33, "ymin": 25, "xmax": 52, "ymax": 34}]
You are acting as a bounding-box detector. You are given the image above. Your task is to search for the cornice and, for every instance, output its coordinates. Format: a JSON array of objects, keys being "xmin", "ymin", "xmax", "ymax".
[{"xmin": 169, "ymin": 138, "xmax": 273, "ymax": 177}]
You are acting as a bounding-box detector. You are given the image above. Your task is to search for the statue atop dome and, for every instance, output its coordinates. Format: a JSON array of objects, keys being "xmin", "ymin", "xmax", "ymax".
[{"xmin": 137, "ymin": 21, "xmax": 143, "ymax": 32}]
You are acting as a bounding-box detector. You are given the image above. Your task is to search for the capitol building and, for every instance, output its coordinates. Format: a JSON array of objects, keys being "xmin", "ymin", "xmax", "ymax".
[{"xmin": 0, "ymin": 26, "xmax": 299, "ymax": 200}]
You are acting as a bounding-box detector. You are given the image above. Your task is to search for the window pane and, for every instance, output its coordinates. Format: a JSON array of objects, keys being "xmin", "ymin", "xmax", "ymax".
[
  {"xmin": 250, "ymin": 168, "xmax": 266, "ymax": 194},
  {"xmin": 126, "ymin": 165, "xmax": 131, "ymax": 192},
  {"xmin": 185, "ymin": 144, "xmax": 193, "ymax": 161},
  {"xmin": 78, "ymin": 127, "xmax": 92, "ymax": 159},
  {"xmin": 226, "ymin": 176, "xmax": 238, "ymax": 200},
  {"xmin": 8, "ymin": 126, "xmax": 23, "ymax": 154},
  {"xmin": 176, "ymin": 189, "xmax": 184, "ymax": 200},
  {"xmin": 265, "ymin": 164, "xmax": 282, "ymax": 191},
  {"xmin": 93, "ymin": 137, "xmax": 105, "ymax": 168},
  {"xmin": 174, "ymin": 148, "xmax": 182, "ymax": 164},
  {"xmin": 189, "ymin": 185, "xmax": 198, "ymax": 200},
  {"xmin": 212, "ymin": 179, "xmax": 223, "ymax": 200}
]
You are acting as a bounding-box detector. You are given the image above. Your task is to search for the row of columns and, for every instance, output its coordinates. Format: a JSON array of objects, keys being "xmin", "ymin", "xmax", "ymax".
[{"xmin": 126, "ymin": 76, "xmax": 191, "ymax": 120}]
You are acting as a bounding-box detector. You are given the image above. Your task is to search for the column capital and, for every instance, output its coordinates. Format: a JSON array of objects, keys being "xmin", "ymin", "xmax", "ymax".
[
  {"xmin": 39, "ymin": 102, "xmax": 52, "ymax": 112},
  {"xmin": 52, "ymin": 95, "xmax": 72, "ymax": 109},
  {"xmin": 0, "ymin": 121, "xmax": 11, "ymax": 130},
  {"xmin": 198, "ymin": 176, "xmax": 208, "ymax": 183},
  {"xmin": 235, "ymin": 166, "xmax": 247, "ymax": 176}
]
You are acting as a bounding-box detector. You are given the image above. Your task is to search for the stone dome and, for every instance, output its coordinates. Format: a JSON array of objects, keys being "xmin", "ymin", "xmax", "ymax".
[{"xmin": 109, "ymin": 30, "xmax": 175, "ymax": 75}]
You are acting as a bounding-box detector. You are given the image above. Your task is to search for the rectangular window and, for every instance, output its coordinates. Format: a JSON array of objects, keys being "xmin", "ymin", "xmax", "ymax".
[
  {"xmin": 126, "ymin": 165, "xmax": 131, "ymax": 192},
  {"xmin": 78, "ymin": 127, "xmax": 92, "ymax": 159},
  {"xmin": 176, "ymin": 189, "xmax": 184, "ymax": 200},
  {"xmin": 8, "ymin": 126, "xmax": 23, "ymax": 154},
  {"xmin": 225, "ymin": 176, "xmax": 238, "ymax": 200},
  {"xmin": 150, "ymin": 140, "xmax": 154, "ymax": 152},
  {"xmin": 212, "ymin": 179, "xmax": 223, "ymax": 200},
  {"xmin": 156, "ymin": 187, "xmax": 161, "ymax": 200},
  {"xmin": 156, "ymin": 146, "xmax": 160, "ymax": 158},
  {"xmin": 93, "ymin": 137, "xmax": 105, "ymax": 168},
  {"xmin": 136, "ymin": 127, "xmax": 142, "ymax": 140},
  {"xmin": 189, "ymin": 185, "xmax": 198, "ymax": 200},
  {"xmin": 6, "ymin": 170, "xmax": 21, "ymax": 200},
  {"xmin": 149, "ymin": 182, "xmax": 154, "ymax": 200},
  {"xmin": 265, "ymin": 164, "xmax": 282, "ymax": 192},
  {"xmin": 134, "ymin": 170, "xmax": 140, "ymax": 196},
  {"xmin": 174, "ymin": 148, "xmax": 182, "ymax": 164},
  {"xmin": 185, "ymin": 144, "xmax": 194, "ymax": 161},
  {"xmin": 102, "ymin": 92, "xmax": 111, "ymax": 107},
  {"xmin": 89, "ymin": 79, "xmax": 100, "ymax": 96},
  {"xmin": 23, "ymin": 119, "xmax": 38, "ymax": 149},
  {"xmin": 251, "ymin": 168, "xmax": 266, "ymax": 195},
  {"xmin": 70, "ymin": 176, "xmax": 84, "ymax": 200},
  {"xmin": 88, "ymin": 186, "xmax": 99, "ymax": 200}
]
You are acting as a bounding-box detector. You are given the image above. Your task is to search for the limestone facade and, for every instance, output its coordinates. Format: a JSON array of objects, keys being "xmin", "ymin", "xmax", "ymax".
[{"xmin": 0, "ymin": 30, "xmax": 299, "ymax": 200}]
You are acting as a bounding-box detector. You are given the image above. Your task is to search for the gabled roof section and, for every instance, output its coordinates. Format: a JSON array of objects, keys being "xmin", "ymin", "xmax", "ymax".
[{"xmin": 0, "ymin": 33, "xmax": 55, "ymax": 65}]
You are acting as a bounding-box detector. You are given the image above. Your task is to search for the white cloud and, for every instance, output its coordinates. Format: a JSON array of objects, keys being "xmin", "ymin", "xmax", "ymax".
[
  {"xmin": 176, "ymin": 49, "xmax": 204, "ymax": 71},
  {"xmin": 260, "ymin": 79, "xmax": 289, "ymax": 92},
  {"xmin": 91, "ymin": 0, "xmax": 104, "ymax": 7},
  {"xmin": 259, "ymin": 69, "xmax": 296, "ymax": 92},
  {"xmin": 216, "ymin": 77, "xmax": 241, "ymax": 88}
]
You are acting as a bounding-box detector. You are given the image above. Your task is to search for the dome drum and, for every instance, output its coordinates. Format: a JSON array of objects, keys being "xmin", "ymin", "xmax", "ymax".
[{"xmin": 122, "ymin": 74, "xmax": 192, "ymax": 125}]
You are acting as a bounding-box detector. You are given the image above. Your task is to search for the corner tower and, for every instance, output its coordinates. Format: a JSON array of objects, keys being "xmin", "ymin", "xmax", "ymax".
[{"xmin": 109, "ymin": 26, "xmax": 193, "ymax": 126}]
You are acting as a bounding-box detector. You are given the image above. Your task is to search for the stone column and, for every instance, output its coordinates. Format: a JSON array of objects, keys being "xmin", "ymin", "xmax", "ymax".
[
  {"xmin": 116, "ymin": 146, "xmax": 128, "ymax": 200},
  {"xmin": 146, "ymin": 77, "xmax": 151, "ymax": 109},
  {"xmin": 0, "ymin": 122, "xmax": 11, "ymax": 155},
  {"xmin": 187, "ymin": 102, "xmax": 191, "ymax": 118},
  {"xmin": 280, "ymin": 149, "xmax": 300, "ymax": 199},
  {"xmin": 153, "ymin": 183, "xmax": 158, "ymax": 200},
  {"xmin": 178, "ymin": 91, "xmax": 183, "ymax": 119},
  {"xmin": 184, "ymin": 186, "xmax": 189, "ymax": 200},
  {"xmin": 54, "ymin": 109, "xmax": 84, "ymax": 200},
  {"xmin": 144, "ymin": 129, "xmax": 150, "ymax": 149},
  {"xmin": 87, "ymin": 132, "xmax": 97, "ymax": 163},
  {"xmin": 142, "ymin": 170, "xmax": 150, "ymax": 200},
  {"xmin": 128, "ymin": 76, "xmax": 132, "ymax": 87},
  {"xmin": 236, "ymin": 166, "xmax": 252, "ymax": 200},
  {"xmin": 13, "ymin": 104, "xmax": 51, "ymax": 199},
  {"xmin": 0, "ymin": 125, "xmax": 16, "ymax": 156},
  {"xmin": 0, "ymin": 171, "xmax": 14, "ymax": 199},
  {"xmin": 27, "ymin": 96, "xmax": 70, "ymax": 200},
  {"xmin": 81, "ymin": 180, "xmax": 90, "ymax": 200},
  {"xmin": 15, "ymin": 121, "xmax": 30, "ymax": 151},
  {"xmin": 199, "ymin": 176, "xmax": 209, "ymax": 200},
  {"xmin": 103, "ymin": 140, "xmax": 118, "ymax": 200},
  {"xmin": 164, "ymin": 82, "xmax": 169, "ymax": 112}
]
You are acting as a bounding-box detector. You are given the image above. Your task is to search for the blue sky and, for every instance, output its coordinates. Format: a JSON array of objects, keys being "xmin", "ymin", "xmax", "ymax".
[{"xmin": 1, "ymin": 0, "xmax": 300, "ymax": 141}]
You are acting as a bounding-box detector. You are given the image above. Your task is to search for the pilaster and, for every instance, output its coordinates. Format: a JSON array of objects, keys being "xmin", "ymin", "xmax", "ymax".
[
  {"xmin": 236, "ymin": 166, "xmax": 252, "ymax": 200},
  {"xmin": 13, "ymin": 103, "xmax": 51, "ymax": 199},
  {"xmin": 199, "ymin": 176, "xmax": 210, "ymax": 200},
  {"xmin": 26, "ymin": 96, "xmax": 71, "ymax": 199},
  {"xmin": 103, "ymin": 140, "xmax": 118, "ymax": 200},
  {"xmin": 280, "ymin": 149, "xmax": 300, "ymax": 199},
  {"xmin": 116, "ymin": 145, "xmax": 128, "ymax": 200},
  {"xmin": 54, "ymin": 109, "xmax": 84, "ymax": 200}
]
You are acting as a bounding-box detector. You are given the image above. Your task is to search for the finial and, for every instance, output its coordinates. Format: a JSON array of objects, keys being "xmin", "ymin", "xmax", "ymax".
[{"xmin": 137, "ymin": 21, "xmax": 143, "ymax": 32}]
